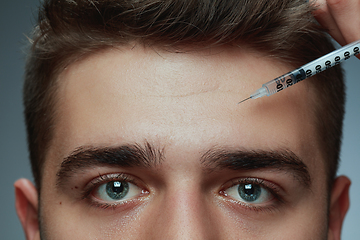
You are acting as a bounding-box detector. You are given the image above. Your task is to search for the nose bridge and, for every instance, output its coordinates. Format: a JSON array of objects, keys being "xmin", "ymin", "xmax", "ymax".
[{"xmin": 148, "ymin": 183, "xmax": 220, "ymax": 240}]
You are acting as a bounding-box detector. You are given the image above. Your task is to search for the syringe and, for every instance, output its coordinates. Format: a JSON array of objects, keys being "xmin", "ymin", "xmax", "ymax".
[{"xmin": 238, "ymin": 39, "xmax": 360, "ymax": 104}]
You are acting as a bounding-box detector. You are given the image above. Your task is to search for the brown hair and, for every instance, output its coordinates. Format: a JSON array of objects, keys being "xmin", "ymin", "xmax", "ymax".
[{"xmin": 24, "ymin": 0, "xmax": 344, "ymax": 190}]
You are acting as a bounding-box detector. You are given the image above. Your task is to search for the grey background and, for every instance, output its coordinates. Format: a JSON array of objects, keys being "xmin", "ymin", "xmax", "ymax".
[{"xmin": 1, "ymin": 1, "xmax": 359, "ymax": 239}]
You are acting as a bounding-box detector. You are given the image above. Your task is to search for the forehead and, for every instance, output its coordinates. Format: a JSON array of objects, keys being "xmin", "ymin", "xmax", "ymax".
[{"xmin": 51, "ymin": 44, "xmax": 323, "ymax": 176}]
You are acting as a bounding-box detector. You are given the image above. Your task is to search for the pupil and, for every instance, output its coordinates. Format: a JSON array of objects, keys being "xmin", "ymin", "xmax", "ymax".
[
  {"xmin": 244, "ymin": 184, "xmax": 255, "ymax": 195},
  {"xmin": 112, "ymin": 181, "xmax": 124, "ymax": 193},
  {"xmin": 106, "ymin": 181, "xmax": 129, "ymax": 200}
]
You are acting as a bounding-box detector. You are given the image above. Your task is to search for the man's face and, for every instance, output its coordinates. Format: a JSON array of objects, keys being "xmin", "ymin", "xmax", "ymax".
[{"xmin": 40, "ymin": 45, "xmax": 328, "ymax": 239}]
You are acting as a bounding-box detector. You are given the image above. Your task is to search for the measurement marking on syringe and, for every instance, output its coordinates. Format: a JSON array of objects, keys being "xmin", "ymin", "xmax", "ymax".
[{"xmin": 238, "ymin": 40, "xmax": 360, "ymax": 104}]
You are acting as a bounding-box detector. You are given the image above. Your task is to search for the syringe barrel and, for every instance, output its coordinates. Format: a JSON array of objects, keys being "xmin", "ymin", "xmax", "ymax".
[
  {"xmin": 261, "ymin": 68, "xmax": 306, "ymax": 96},
  {"xmin": 261, "ymin": 40, "xmax": 360, "ymax": 97},
  {"xmin": 249, "ymin": 39, "xmax": 360, "ymax": 100},
  {"xmin": 303, "ymin": 40, "xmax": 360, "ymax": 78}
]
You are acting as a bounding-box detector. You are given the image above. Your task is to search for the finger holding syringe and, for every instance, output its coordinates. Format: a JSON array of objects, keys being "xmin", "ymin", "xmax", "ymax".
[{"xmin": 312, "ymin": 0, "xmax": 360, "ymax": 59}]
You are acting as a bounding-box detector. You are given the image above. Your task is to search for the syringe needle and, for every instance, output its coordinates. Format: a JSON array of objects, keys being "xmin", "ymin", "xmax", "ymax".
[{"xmin": 238, "ymin": 96, "xmax": 251, "ymax": 104}]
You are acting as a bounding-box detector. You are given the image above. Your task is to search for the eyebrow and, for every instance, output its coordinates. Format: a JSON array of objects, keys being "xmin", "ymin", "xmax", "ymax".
[
  {"xmin": 56, "ymin": 142, "xmax": 163, "ymax": 188},
  {"xmin": 56, "ymin": 143, "xmax": 311, "ymax": 189},
  {"xmin": 200, "ymin": 148, "xmax": 311, "ymax": 188}
]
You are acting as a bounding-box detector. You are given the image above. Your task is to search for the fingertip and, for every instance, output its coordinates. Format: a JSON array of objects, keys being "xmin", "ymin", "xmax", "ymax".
[{"xmin": 309, "ymin": 0, "xmax": 326, "ymax": 9}]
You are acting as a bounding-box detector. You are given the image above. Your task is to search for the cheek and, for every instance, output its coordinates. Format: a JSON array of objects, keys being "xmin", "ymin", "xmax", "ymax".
[
  {"xmin": 215, "ymin": 201, "xmax": 328, "ymax": 239},
  {"xmin": 39, "ymin": 197, "xmax": 150, "ymax": 239}
]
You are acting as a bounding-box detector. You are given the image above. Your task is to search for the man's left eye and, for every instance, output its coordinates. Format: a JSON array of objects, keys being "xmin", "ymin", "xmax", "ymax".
[
  {"xmin": 94, "ymin": 181, "xmax": 143, "ymax": 202},
  {"xmin": 224, "ymin": 181, "xmax": 273, "ymax": 204}
]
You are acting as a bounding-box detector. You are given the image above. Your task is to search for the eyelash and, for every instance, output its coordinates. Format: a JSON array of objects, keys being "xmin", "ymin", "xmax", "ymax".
[
  {"xmin": 220, "ymin": 177, "xmax": 285, "ymax": 213},
  {"xmin": 81, "ymin": 173, "xmax": 148, "ymax": 209}
]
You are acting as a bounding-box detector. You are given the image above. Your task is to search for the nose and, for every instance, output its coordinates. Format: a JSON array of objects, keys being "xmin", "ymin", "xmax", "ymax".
[{"xmin": 146, "ymin": 185, "xmax": 221, "ymax": 240}]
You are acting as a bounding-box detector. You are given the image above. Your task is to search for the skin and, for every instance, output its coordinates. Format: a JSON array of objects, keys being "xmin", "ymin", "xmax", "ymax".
[
  {"xmin": 15, "ymin": 0, "xmax": 360, "ymax": 239},
  {"xmin": 16, "ymin": 44, "xmax": 350, "ymax": 239}
]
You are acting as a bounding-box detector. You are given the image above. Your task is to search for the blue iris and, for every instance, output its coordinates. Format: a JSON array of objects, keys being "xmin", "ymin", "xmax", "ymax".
[
  {"xmin": 105, "ymin": 181, "xmax": 129, "ymax": 200},
  {"xmin": 238, "ymin": 183, "xmax": 261, "ymax": 202}
]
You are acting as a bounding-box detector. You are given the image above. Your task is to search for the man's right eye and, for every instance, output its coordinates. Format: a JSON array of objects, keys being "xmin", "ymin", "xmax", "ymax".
[
  {"xmin": 82, "ymin": 173, "xmax": 149, "ymax": 208},
  {"xmin": 94, "ymin": 180, "xmax": 142, "ymax": 202}
]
